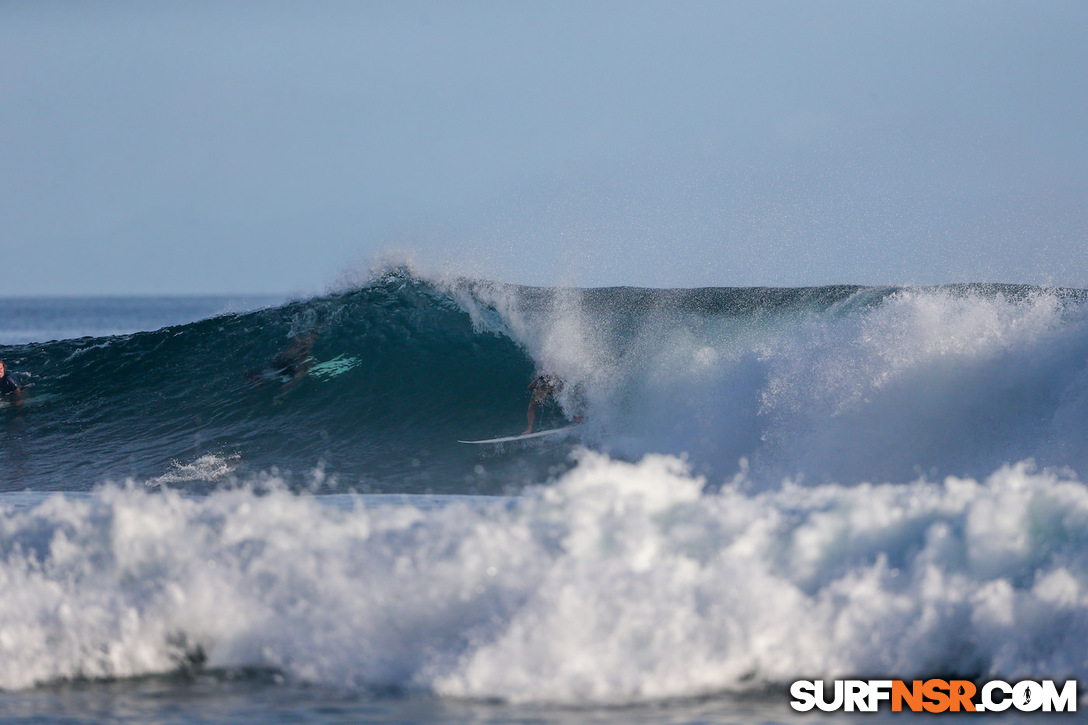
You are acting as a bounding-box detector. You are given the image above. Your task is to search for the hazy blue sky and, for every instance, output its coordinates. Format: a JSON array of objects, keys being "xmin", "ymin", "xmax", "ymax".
[{"xmin": 2, "ymin": 1, "xmax": 1085, "ymax": 296}]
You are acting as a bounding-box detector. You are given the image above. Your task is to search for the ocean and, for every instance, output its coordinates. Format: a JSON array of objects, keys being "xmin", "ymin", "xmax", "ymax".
[{"xmin": 1, "ymin": 271, "xmax": 1087, "ymax": 723}]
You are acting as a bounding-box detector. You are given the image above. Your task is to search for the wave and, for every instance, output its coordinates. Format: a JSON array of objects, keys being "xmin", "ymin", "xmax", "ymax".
[
  {"xmin": 1, "ymin": 271, "xmax": 1086, "ymax": 491},
  {"xmin": 0, "ymin": 274, "xmax": 540, "ymax": 491},
  {"xmin": 2, "ymin": 454, "xmax": 1087, "ymax": 702}
]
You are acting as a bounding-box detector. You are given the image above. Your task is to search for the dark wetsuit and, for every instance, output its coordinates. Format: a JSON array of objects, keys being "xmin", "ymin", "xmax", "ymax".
[{"xmin": 0, "ymin": 371, "xmax": 20, "ymax": 397}]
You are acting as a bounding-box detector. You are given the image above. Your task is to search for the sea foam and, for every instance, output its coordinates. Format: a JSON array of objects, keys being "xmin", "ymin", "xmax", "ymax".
[
  {"xmin": 456, "ymin": 280, "xmax": 1088, "ymax": 485},
  {"xmin": 2, "ymin": 451, "xmax": 1087, "ymax": 703}
]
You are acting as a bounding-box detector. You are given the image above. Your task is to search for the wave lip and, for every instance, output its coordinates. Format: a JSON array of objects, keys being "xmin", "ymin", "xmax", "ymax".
[{"xmin": 2, "ymin": 453, "xmax": 1087, "ymax": 703}]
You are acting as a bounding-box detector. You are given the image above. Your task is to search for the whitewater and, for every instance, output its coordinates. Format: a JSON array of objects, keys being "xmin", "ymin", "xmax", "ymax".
[{"xmin": 1, "ymin": 273, "xmax": 1087, "ymax": 721}]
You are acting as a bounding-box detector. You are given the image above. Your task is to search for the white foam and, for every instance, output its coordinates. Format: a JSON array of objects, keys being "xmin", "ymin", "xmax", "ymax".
[
  {"xmin": 146, "ymin": 454, "xmax": 242, "ymax": 485},
  {"xmin": 450, "ymin": 281, "xmax": 1088, "ymax": 484},
  {"xmin": 2, "ymin": 452, "xmax": 1088, "ymax": 703}
]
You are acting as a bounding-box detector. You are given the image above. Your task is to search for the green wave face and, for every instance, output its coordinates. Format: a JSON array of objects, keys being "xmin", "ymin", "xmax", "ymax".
[
  {"xmin": 0, "ymin": 275, "xmax": 540, "ymax": 492},
  {"xmin": 2, "ymin": 275, "xmax": 1085, "ymax": 493}
]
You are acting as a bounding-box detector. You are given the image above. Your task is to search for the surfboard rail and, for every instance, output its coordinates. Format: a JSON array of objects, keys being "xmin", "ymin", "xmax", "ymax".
[{"xmin": 457, "ymin": 424, "xmax": 581, "ymax": 445}]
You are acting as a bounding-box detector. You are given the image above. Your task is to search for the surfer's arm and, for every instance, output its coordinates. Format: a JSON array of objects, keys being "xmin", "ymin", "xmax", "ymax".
[{"xmin": 524, "ymin": 397, "xmax": 539, "ymax": 435}]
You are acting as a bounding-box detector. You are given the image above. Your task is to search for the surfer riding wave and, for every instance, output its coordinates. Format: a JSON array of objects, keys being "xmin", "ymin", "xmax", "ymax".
[{"xmin": 524, "ymin": 372, "xmax": 582, "ymax": 435}]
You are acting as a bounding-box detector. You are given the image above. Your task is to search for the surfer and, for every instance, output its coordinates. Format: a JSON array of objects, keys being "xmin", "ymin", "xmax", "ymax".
[
  {"xmin": 459, "ymin": 372, "xmax": 583, "ymax": 444},
  {"xmin": 246, "ymin": 332, "xmax": 317, "ymax": 399},
  {"xmin": 271, "ymin": 332, "xmax": 316, "ymax": 382},
  {"xmin": 524, "ymin": 373, "xmax": 564, "ymax": 435},
  {"xmin": 0, "ymin": 360, "xmax": 22, "ymax": 407}
]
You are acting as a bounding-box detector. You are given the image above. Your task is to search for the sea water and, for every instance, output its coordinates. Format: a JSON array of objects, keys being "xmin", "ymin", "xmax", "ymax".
[{"xmin": 1, "ymin": 275, "xmax": 1087, "ymax": 723}]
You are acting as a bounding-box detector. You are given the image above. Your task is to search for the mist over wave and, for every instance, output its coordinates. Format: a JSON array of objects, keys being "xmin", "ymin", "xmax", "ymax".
[
  {"xmin": 449, "ymin": 274, "xmax": 1088, "ymax": 487},
  {"xmin": 2, "ymin": 271, "xmax": 1087, "ymax": 491}
]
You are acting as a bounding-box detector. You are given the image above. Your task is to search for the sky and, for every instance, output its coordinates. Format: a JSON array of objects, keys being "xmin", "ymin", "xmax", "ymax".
[{"xmin": 1, "ymin": 0, "xmax": 1085, "ymax": 296}]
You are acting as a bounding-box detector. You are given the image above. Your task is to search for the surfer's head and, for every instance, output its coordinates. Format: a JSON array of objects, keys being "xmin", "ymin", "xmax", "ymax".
[{"xmin": 0, "ymin": 360, "xmax": 6, "ymax": 377}]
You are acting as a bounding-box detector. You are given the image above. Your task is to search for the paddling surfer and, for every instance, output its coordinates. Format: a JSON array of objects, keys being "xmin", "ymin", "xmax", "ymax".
[
  {"xmin": 245, "ymin": 332, "xmax": 317, "ymax": 400},
  {"xmin": 270, "ymin": 332, "xmax": 316, "ymax": 384},
  {"xmin": 0, "ymin": 360, "xmax": 22, "ymax": 407}
]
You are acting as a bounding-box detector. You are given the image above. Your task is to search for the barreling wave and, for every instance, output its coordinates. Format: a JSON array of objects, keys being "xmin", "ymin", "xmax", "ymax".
[
  {"xmin": 0, "ymin": 272, "xmax": 541, "ymax": 492},
  {"xmin": 1, "ymin": 270, "xmax": 1087, "ymax": 492}
]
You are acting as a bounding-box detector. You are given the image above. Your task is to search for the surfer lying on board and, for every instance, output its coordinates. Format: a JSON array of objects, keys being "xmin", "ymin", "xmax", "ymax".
[
  {"xmin": 524, "ymin": 373, "xmax": 582, "ymax": 434},
  {"xmin": 0, "ymin": 360, "xmax": 22, "ymax": 407}
]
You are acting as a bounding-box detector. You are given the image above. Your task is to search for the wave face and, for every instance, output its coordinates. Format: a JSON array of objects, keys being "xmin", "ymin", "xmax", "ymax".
[
  {"xmin": 2, "ymin": 272, "xmax": 1087, "ymax": 492},
  {"xmin": 1, "ymin": 275, "xmax": 537, "ymax": 492}
]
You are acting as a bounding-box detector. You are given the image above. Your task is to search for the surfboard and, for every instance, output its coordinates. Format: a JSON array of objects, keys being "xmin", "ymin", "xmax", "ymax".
[
  {"xmin": 246, "ymin": 355, "xmax": 360, "ymax": 388},
  {"xmin": 0, "ymin": 392, "xmax": 59, "ymax": 409},
  {"xmin": 309, "ymin": 354, "xmax": 361, "ymax": 380},
  {"xmin": 458, "ymin": 424, "xmax": 581, "ymax": 445}
]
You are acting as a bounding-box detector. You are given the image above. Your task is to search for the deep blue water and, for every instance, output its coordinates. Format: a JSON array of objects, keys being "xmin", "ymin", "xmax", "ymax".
[{"xmin": 0, "ymin": 295, "xmax": 286, "ymax": 346}]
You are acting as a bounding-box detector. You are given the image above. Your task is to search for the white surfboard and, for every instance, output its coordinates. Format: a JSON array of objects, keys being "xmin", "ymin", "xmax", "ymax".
[{"xmin": 458, "ymin": 424, "xmax": 581, "ymax": 445}]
